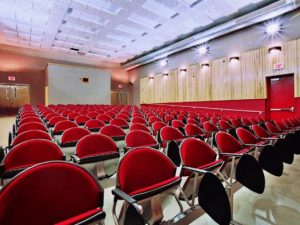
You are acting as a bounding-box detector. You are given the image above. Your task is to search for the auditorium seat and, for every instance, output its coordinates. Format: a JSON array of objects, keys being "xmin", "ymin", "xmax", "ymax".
[
  {"xmin": 48, "ymin": 116, "xmax": 67, "ymax": 128},
  {"xmin": 215, "ymin": 131, "xmax": 265, "ymax": 194},
  {"xmin": 87, "ymin": 112, "xmax": 99, "ymax": 119},
  {"xmin": 67, "ymin": 112, "xmax": 80, "ymax": 121},
  {"xmin": 0, "ymin": 139, "xmax": 64, "ymax": 184},
  {"xmin": 96, "ymin": 114, "xmax": 112, "ymax": 124},
  {"xmin": 185, "ymin": 124, "xmax": 206, "ymax": 138},
  {"xmin": 0, "ymin": 161, "xmax": 106, "ymax": 225},
  {"xmin": 110, "ymin": 118, "xmax": 129, "ymax": 129},
  {"xmin": 131, "ymin": 117, "xmax": 147, "ymax": 125},
  {"xmin": 10, "ymin": 130, "xmax": 52, "ymax": 148},
  {"xmin": 99, "ymin": 125, "xmax": 126, "ymax": 141},
  {"xmin": 129, "ymin": 123, "xmax": 150, "ymax": 133},
  {"xmin": 171, "ymin": 119, "xmax": 185, "ymax": 129},
  {"xmin": 72, "ymin": 134, "xmax": 119, "ymax": 180},
  {"xmin": 74, "ymin": 115, "xmax": 90, "ymax": 126},
  {"xmin": 112, "ymin": 147, "xmax": 183, "ymax": 225},
  {"xmin": 125, "ymin": 130, "xmax": 158, "ymax": 151},
  {"xmin": 15, "ymin": 122, "xmax": 47, "ymax": 135},
  {"xmin": 18, "ymin": 116, "xmax": 43, "ymax": 126},
  {"xmin": 52, "ymin": 120, "xmax": 77, "ymax": 136},
  {"xmin": 85, "ymin": 119, "xmax": 105, "ymax": 132}
]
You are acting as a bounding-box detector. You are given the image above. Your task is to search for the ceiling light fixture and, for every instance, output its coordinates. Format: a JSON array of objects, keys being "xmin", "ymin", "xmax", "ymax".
[
  {"xmin": 163, "ymin": 73, "xmax": 169, "ymax": 77},
  {"xmin": 198, "ymin": 46, "xmax": 209, "ymax": 55},
  {"xmin": 179, "ymin": 68, "xmax": 187, "ymax": 72},
  {"xmin": 160, "ymin": 59, "xmax": 168, "ymax": 67},
  {"xmin": 149, "ymin": 76, "xmax": 154, "ymax": 80},
  {"xmin": 265, "ymin": 22, "xmax": 281, "ymax": 35},
  {"xmin": 201, "ymin": 63, "xmax": 209, "ymax": 68}
]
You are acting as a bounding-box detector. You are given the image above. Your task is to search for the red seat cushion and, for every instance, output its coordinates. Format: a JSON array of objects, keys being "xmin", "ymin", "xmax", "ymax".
[{"xmin": 55, "ymin": 208, "xmax": 103, "ymax": 225}]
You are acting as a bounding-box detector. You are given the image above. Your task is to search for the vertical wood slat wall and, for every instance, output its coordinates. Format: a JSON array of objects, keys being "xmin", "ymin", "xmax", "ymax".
[{"xmin": 140, "ymin": 39, "xmax": 300, "ymax": 104}]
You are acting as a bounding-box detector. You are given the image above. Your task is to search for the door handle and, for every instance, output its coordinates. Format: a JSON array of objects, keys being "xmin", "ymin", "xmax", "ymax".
[{"xmin": 270, "ymin": 107, "xmax": 294, "ymax": 112}]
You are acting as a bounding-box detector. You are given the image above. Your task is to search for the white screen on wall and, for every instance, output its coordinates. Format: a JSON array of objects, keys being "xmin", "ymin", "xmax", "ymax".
[{"xmin": 47, "ymin": 64, "xmax": 111, "ymax": 105}]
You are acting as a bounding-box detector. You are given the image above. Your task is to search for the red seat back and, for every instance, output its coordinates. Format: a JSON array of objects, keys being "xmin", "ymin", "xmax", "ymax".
[
  {"xmin": 118, "ymin": 148, "xmax": 176, "ymax": 195},
  {"xmin": 185, "ymin": 124, "xmax": 204, "ymax": 137},
  {"xmin": 215, "ymin": 131, "xmax": 242, "ymax": 153},
  {"xmin": 252, "ymin": 125, "xmax": 270, "ymax": 138},
  {"xmin": 160, "ymin": 126, "xmax": 184, "ymax": 142},
  {"xmin": 125, "ymin": 130, "xmax": 157, "ymax": 148},
  {"xmin": 61, "ymin": 128, "xmax": 91, "ymax": 145},
  {"xmin": 110, "ymin": 118, "xmax": 128, "ymax": 127},
  {"xmin": 99, "ymin": 125, "xmax": 126, "ymax": 137},
  {"xmin": 12, "ymin": 130, "xmax": 52, "ymax": 146},
  {"xmin": 17, "ymin": 122, "xmax": 47, "ymax": 134},
  {"xmin": 85, "ymin": 119, "xmax": 105, "ymax": 130},
  {"xmin": 76, "ymin": 134, "xmax": 117, "ymax": 158},
  {"xmin": 0, "ymin": 162, "xmax": 103, "ymax": 225},
  {"xmin": 129, "ymin": 123, "xmax": 150, "ymax": 133},
  {"xmin": 236, "ymin": 128, "xmax": 258, "ymax": 144}
]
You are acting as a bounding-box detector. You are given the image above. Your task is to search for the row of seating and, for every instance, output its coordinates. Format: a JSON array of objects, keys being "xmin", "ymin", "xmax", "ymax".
[{"xmin": 0, "ymin": 104, "xmax": 299, "ymax": 225}]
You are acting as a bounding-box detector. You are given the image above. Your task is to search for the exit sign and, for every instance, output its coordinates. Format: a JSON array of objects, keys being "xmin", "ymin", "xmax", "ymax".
[
  {"xmin": 273, "ymin": 63, "xmax": 284, "ymax": 70},
  {"xmin": 8, "ymin": 76, "xmax": 15, "ymax": 81},
  {"xmin": 118, "ymin": 84, "xmax": 123, "ymax": 89}
]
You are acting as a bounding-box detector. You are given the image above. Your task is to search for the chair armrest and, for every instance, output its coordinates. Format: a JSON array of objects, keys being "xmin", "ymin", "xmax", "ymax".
[
  {"xmin": 112, "ymin": 188, "xmax": 143, "ymax": 214},
  {"xmin": 182, "ymin": 166, "xmax": 207, "ymax": 174},
  {"xmin": 219, "ymin": 152, "xmax": 244, "ymax": 157},
  {"xmin": 261, "ymin": 137, "xmax": 278, "ymax": 140},
  {"xmin": 71, "ymin": 155, "xmax": 80, "ymax": 163},
  {"xmin": 244, "ymin": 143, "xmax": 267, "ymax": 147}
]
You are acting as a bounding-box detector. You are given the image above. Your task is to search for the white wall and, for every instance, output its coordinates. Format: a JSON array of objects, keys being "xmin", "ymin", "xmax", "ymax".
[{"xmin": 47, "ymin": 64, "xmax": 111, "ymax": 105}]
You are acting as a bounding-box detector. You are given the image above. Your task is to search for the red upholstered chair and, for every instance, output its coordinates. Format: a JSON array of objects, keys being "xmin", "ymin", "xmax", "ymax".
[
  {"xmin": 59, "ymin": 127, "xmax": 91, "ymax": 147},
  {"xmin": 148, "ymin": 116, "xmax": 160, "ymax": 125},
  {"xmin": 52, "ymin": 120, "xmax": 77, "ymax": 136},
  {"xmin": 230, "ymin": 119, "xmax": 243, "ymax": 128},
  {"xmin": 19, "ymin": 113, "xmax": 38, "ymax": 120},
  {"xmin": 171, "ymin": 120, "xmax": 185, "ymax": 129},
  {"xmin": 116, "ymin": 114, "xmax": 130, "ymax": 122},
  {"xmin": 177, "ymin": 114, "xmax": 186, "ymax": 121},
  {"xmin": 164, "ymin": 115, "xmax": 173, "ymax": 124},
  {"xmin": 78, "ymin": 110, "xmax": 90, "ymax": 115},
  {"xmin": 44, "ymin": 113, "xmax": 59, "ymax": 122},
  {"xmin": 61, "ymin": 110, "xmax": 72, "ymax": 118},
  {"xmin": 236, "ymin": 127, "xmax": 283, "ymax": 176},
  {"xmin": 203, "ymin": 121, "xmax": 219, "ymax": 147},
  {"xmin": 72, "ymin": 134, "xmax": 119, "ymax": 180},
  {"xmin": 18, "ymin": 116, "xmax": 43, "ymax": 126},
  {"xmin": 67, "ymin": 112, "xmax": 80, "ymax": 121},
  {"xmin": 185, "ymin": 124, "xmax": 206, "ymax": 138},
  {"xmin": 187, "ymin": 118, "xmax": 198, "ymax": 125},
  {"xmin": 85, "ymin": 119, "xmax": 105, "ymax": 132},
  {"xmin": 112, "ymin": 147, "xmax": 184, "ymax": 225},
  {"xmin": 241, "ymin": 118, "xmax": 252, "ymax": 127},
  {"xmin": 11, "ymin": 130, "xmax": 52, "ymax": 148},
  {"xmin": 218, "ymin": 120, "xmax": 233, "ymax": 131},
  {"xmin": 132, "ymin": 117, "xmax": 147, "ymax": 125},
  {"xmin": 0, "ymin": 161, "xmax": 106, "ymax": 225},
  {"xmin": 99, "ymin": 125, "xmax": 126, "ymax": 141},
  {"xmin": 110, "ymin": 118, "xmax": 129, "ymax": 129},
  {"xmin": 0, "ymin": 139, "xmax": 64, "ymax": 183},
  {"xmin": 16, "ymin": 122, "xmax": 47, "ymax": 135},
  {"xmin": 125, "ymin": 130, "xmax": 158, "ymax": 151},
  {"xmin": 87, "ymin": 112, "xmax": 98, "ymax": 119},
  {"xmin": 160, "ymin": 126, "xmax": 185, "ymax": 144},
  {"xmin": 152, "ymin": 121, "xmax": 167, "ymax": 135},
  {"xmin": 74, "ymin": 115, "xmax": 91, "ymax": 126},
  {"xmin": 96, "ymin": 114, "xmax": 112, "ymax": 124},
  {"xmin": 215, "ymin": 131, "xmax": 265, "ymax": 194},
  {"xmin": 129, "ymin": 123, "xmax": 150, "ymax": 133},
  {"xmin": 48, "ymin": 116, "xmax": 67, "ymax": 128}
]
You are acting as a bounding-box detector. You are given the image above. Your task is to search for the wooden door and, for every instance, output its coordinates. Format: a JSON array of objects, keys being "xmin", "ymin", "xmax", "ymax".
[
  {"xmin": 111, "ymin": 91, "xmax": 128, "ymax": 105},
  {"xmin": 0, "ymin": 84, "xmax": 30, "ymax": 114},
  {"xmin": 267, "ymin": 75, "xmax": 294, "ymax": 120}
]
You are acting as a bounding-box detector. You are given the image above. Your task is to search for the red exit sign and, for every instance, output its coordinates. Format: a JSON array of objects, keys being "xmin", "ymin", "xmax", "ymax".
[
  {"xmin": 273, "ymin": 63, "xmax": 284, "ymax": 70},
  {"xmin": 8, "ymin": 76, "xmax": 16, "ymax": 81}
]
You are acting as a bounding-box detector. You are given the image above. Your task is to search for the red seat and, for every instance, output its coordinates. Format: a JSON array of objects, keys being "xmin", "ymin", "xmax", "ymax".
[
  {"xmin": 230, "ymin": 119, "xmax": 243, "ymax": 128},
  {"xmin": 11, "ymin": 130, "xmax": 52, "ymax": 147},
  {"xmin": 115, "ymin": 147, "xmax": 180, "ymax": 199},
  {"xmin": 53, "ymin": 120, "xmax": 77, "ymax": 135},
  {"xmin": 160, "ymin": 126, "xmax": 185, "ymax": 144},
  {"xmin": 129, "ymin": 123, "xmax": 150, "ymax": 133},
  {"xmin": 17, "ymin": 122, "xmax": 47, "ymax": 134},
  {"xmin": 115, "ymin": 114, "xmax": 130, "ymax": 122},
  {"xmin": 185, "ymin": 124, "xmax": 205, "ymax": 137},
  {"xmin": 152, "ymin": 121, "xmax": 167, "ymax": 135},
  {"xmin": 0, "ymin": 139, "xmax": 64, "ymax": 181},
  {"xmin": 74, "ymin": 134, "xmax": 119, "ymax": 179},
  {"xmin": 171, "ymin": 120, "xmax": 185, "ymax": 129},
  {"xmin": 67, "ymin": 112, "xmax": 80, "ymax": 121},
  {"xmin": 164, "ymin": 115, "xmax": 173, "ymax": 124},
  {"xmin": 218, "ymin": 120, "xmax": 232, "ymax": 131},
  {"xmin": 48, "ymin": 116, "xmax": 67, "ymax": 127},
  {"xmin": 44, "ymin": 113, "xmax": 59, "ymax": 122},
  {"xmin": 60, "ymin": 127, "xmax": 91, "ymax": 147},
  {"xmin": 110, "ymin": 118, "xmax": 129, "ymax": 129},
  {"xmin": 74, "ymin": 115, "xmax": 90, "ymax": 126},
  {"xmin": 96, "ymin": 114, "xmax": 112, "ymax": 123},
  {"xmin": 18, "ymin": 117, "xmax": 42, "ymax": 126},
  {"xmin": 148, "ymin": 116, "xmax": 161, "ymax": 125},
  {"xmin": 180, "ymin": 138, "xmax": 223, "ymax": 176},
  {"xmin": 241, "ymin": 118, "xmax": 252, "ymax": 126},
  {"xmin": 85, "ymin": 119, "xmax": 105, "ymax": 132},
  {"xmin": 87, "ymin": 112, "xmax": 98, "ymax": 119},
  {"xmin": 132, "ymin": 117, "xmax": 147, "ymax": 125},
  {"xmin": 215, "ymin": 131, "xmax": 249, "ymax": 155},
  {"xmin": 99, "ymin": 125, "xmax": 126, "ymax": 141},
  {"xmin": 0, "ymin": 161, "xmax": 106, "ymax": 225},
  {"xmin": 125, "ymin": 130, "xmax": 158, "ymax": 150}
]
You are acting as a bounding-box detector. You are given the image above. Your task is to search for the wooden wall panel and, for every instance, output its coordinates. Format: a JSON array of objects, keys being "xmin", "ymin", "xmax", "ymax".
[{"xmin": 140, "ymin": 38, "xmax": 300, "ymax": 104}]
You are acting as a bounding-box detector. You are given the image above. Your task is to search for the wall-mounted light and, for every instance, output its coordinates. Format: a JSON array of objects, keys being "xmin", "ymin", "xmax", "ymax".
[
  {"xmin": 229, "ymin": 56, "xmax": 240, "ymax": 62},
  {"xmin": 268, "ymin": 46, "xmax": 282, "ymax": 54},
  {"xmin": 148, "ymin": 76, "xmax": 154, "ymax": 80},
  {"xmin": 179, "ymin": 68, "xmax": 187, "ymax": 72},
  {"xmin": 163, "ymin": 73, "xmax": 169, "ymax": 77},
  {"xmin": 201, "ymin": 63, "xmax": 209, "ymax": 68}
]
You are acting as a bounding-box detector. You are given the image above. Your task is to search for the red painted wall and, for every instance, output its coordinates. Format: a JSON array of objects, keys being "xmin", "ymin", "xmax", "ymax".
[{"xmin": 142, "ymin": 99, "xmax": 266, "ymax": 118}]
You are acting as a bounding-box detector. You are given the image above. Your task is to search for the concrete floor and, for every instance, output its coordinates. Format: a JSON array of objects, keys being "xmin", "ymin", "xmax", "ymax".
[{"xmin": 1, "ymin": 116, "xmax": 300, "ymax": 225}]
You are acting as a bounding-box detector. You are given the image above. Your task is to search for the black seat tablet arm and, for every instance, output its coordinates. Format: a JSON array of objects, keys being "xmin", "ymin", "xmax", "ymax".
[{"xmin": 112, "ymin": 188, "xmax": 143, "ymax": 214}]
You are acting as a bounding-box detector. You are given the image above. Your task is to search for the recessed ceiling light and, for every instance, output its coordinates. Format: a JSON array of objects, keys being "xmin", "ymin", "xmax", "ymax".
[
  {"xmin": 198, "ymin": 45, "xmax": 209, "ymax": 55},
  {"xmin": 265, "ymin": 22, "xmax": 281, "ymax": 35},
  {"xmin": 160, "ymin": 59, "xmax": 168, "ymax": 67}
]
